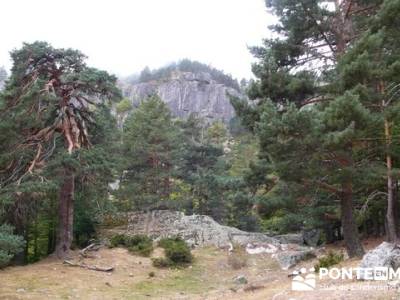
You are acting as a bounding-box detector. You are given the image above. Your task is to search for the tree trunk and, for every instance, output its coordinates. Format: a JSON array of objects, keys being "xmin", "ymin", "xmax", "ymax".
[
  {"xmin": 341, "ymin": 183, "xmax": 364, "ymax": 258},
  {"xmin": 55, "ymin": 167, "xmax": 75, "ymax": 258},
  {"xmin": 384, "ymin": 118, "xmax": 399, "ymax": 243}
]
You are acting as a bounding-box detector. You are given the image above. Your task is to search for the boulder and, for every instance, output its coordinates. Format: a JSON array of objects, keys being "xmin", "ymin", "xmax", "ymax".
[
  {"xmin": 273, "ymin": 249, "xmax": 316, "ymax": 270},
  {"xmin": 124, "ymin": 210, "xmax": 280, "ymax": 248},
  {"xmin": 302, "ymin": 229, "xmax": 322, "ymax": 247},
  {"xmin": 275, "ymin": 233, "xmax": 304, "ymax": 245},
  {"xmin": 359, "ymin": 242, "xmax": 400, "ymax": 280}
]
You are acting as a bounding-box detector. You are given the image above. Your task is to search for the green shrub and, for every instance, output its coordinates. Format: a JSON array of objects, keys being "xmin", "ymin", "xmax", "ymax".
[
  {"xmin": 0, "ymin": 224, "xmax": 25, "ymax": 268},
  {"xmin": 109, "ymin": 234, "xmax": 153, "ymax": 256},
  {"xmin": 153, "ymin": 236, "xmax": 193, "ymax": 268},
  {"xmin": 109, "ymin": 234, "xmax": 126, "ymax": 248},
  {"xmin": 164, "ymin": 242, "xmax": 192, "ymax": 265},
  {"xmin": 125, "ymin": 235, "xmax": 153, "ymax": 257},
  {"xmin": 314, "ymin": 251, "xmax": 344, "ymax": 272},
  {"xmin": 158, "ymin": 237, "xmax": 185, "ymax": 249}
]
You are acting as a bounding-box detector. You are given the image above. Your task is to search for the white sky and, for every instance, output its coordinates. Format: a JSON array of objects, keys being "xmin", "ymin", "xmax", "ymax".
[{"xmin": 0, "ymin": 0, "xmax": 275, "ymax": 79}]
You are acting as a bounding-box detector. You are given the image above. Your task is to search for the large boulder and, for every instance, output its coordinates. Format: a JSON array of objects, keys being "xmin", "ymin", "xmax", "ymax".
[
  {"xmin": 124, "ymin": 210, "xmax": 280, "ymax": 248},
  {"xmin": 359, "ymin": 242, "xmax": 400, "ymax": 279},
  {"xmin": 275, "ymin": 233, "xmax": 304, "ymax": 245},
  {"xmin": 302, "ymin": 229, "xmax": 322, "ymax": 247},
  {"xmin": 273, "ymin": 249, "xmax": 316, "ymax": 270}
]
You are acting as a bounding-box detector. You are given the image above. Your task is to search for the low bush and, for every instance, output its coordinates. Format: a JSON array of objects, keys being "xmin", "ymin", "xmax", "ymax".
[
  {"xmin": 109, "ymin": 234, "xmax": 153, "ymax": 257},
  {"xmin": 158, "ymin": 237, "xmax": 184, "ymax": 249},
  {"xmin": 125, "ymin": 235, "xmax": 153, "ymax": 257},
  {"xmin": 164, "ymin": 241, "xmax": 192, "ymax": 265},
  {"xmin": 109, "ymin": 234, "xmax": 126, "ymax": 248},
  {"xmin": 314, "ymin": 251, "xmax": 344, "ymax": 272},
  {"xmin": 153, "ymin": 237, "xmax": 193, "ymax": 268}
]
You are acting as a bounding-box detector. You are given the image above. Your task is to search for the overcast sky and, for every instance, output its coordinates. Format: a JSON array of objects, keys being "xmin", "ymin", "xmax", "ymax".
[{"xmin": 0, "ymin": 0, "xmax": 274, "ymax": 79}]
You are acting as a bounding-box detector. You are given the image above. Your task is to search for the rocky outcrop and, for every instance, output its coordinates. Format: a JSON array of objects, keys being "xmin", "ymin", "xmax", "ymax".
[
  {"xmin": 125, "ymin": 210, "xmax": 280, "ymax": 248},
  {"xmin": 119, "ymin": 71, "xmax": 243, "ymax": 122},
  {"xmin": 302, "ymin": 229, "xmax": 322, "ymax": 247},
  {"xmin": 275, "ymin": 233, "xmax": 304, "ymax": 245},
  {"xmin": 359, "ymin": 242, "xmax": 400, "ymax": 279},
  {"xmin": 273, "ymin": 249, "xmax": 316, "ymax": 270},
  {"xmin": 103, "ymin": 210, "xmax": 319, "ymax": 269}
]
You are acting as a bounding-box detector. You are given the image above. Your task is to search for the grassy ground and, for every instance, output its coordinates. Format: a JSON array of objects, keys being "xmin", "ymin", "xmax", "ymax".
[{"xmin": 0, "ymin": 238, "xmax": 398, "ymax": 299}]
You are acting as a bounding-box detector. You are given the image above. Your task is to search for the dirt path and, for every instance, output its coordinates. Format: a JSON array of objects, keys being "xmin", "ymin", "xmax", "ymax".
[{"xmin": 0, "ymin": 240, "xmax": 398, "ymax": 299}]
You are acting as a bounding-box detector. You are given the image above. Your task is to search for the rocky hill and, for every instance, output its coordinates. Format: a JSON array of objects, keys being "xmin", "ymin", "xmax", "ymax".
[{"xmin": 119, "ymin": 62, "xmax": 245, "ymax": 123}]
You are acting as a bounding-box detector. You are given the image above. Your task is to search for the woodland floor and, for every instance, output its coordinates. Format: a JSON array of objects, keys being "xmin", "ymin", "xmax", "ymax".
[{"xmin": 0, "ymin": 238, "xmax": 397, "ymax": 300}]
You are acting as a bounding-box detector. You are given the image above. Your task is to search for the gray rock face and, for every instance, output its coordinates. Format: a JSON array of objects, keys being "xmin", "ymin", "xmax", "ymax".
[
  {"xmin": 302, "ymin": 229, "xmax": 322, "ymax": 247},
  {"xmin": 119, "ymin": 71, "xmax": 243, "ymax": 122},
  {"xmin": 359, "ymin": 242, "xmax": 400, "ymax": 279},
  {"xmin": 275, "ymin": 233, "xmax": 304, "ymax": 245},
  {"xmin": 273, "ymin": 249, "xmax": 316, "ymax": 270},
  {"xmin": 125, "ymin": 210, "xmax": 279, "ymax": 248}
]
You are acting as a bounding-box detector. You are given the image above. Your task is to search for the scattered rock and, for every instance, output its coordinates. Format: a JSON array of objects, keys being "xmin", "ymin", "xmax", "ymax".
[
  {"xmin": 16, "ymin": 288, "xmax": 25, "ymax": 293},
  {"xmin": 234, "ymin": 275, "xmax": 248, "ymax": 285},
  {"xmin": 129, "ymin": 273, "xmax": 134, "ymax": 277},
  {"xmin": 302, "ymin": 229, "xmax": 322, "ymax": 247},
  {"xmin": 273, "ymin": 249, "xmax": 316, "ymax": 270},
  {"xmin": 246, "ymin": 243, "xmax": 278, "ymax": 254},
  {"xmin": 359, "ymin": 242, "xmax": 400, "ymax": 280}
]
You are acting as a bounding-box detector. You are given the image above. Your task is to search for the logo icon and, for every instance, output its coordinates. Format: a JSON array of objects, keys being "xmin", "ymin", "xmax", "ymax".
[{"xmin": 291, "ymin": 267, "xmax": 316, "ymax": 291}]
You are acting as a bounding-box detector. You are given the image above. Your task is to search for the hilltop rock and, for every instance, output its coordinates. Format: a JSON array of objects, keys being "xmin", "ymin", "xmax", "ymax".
[
  {"xmin": 119, "ymin": 71, "xmax": 243, "ymax": 123},
  {"xmin": 124, "ymin": 210, "xmax": 279, "ymax": 248}
]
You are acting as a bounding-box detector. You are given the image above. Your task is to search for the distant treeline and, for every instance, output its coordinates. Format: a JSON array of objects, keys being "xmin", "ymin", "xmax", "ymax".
[{"xmin": 129, "ymin": 59, "xmax": 241, "ymax": 91}]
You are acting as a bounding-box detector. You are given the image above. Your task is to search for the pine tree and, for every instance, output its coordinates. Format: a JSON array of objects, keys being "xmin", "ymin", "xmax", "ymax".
[
  {"xmin": 232, "ymin": 0, "xmax": 385, "ymax": 257},
  {"xmin": 120, "ymin": 95, "xmax": 181, "ymax": 210},
  {"xmin": 337, "ymin": 0, "xmax": 400, "ymax": 242},
  {"xmin": 0, "ymin": 42, "xmax": 120, "ymax": 258}
]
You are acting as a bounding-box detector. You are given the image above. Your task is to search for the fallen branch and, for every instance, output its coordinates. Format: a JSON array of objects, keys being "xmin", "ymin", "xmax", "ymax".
[
  {"xmin": 63, "ymin": 260, "xmax": 114, "ymax": 272},
  {"xmin": 79, "ymin": 242, "xmax": 102, "ymax": 258}
]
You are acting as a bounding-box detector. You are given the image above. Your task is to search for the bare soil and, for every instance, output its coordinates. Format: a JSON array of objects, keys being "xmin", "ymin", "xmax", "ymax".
[{"xmin": 0, "ymin": 238, "xmax": 398, "ymax": 299}]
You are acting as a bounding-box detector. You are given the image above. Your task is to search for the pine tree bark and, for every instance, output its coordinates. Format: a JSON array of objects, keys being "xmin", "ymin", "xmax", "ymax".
[
  {"xmin": 385, "ymin": 119, "xmax": 399, "ymax": 243},
  {"xmin": 341, "ymin": 182, "xmax": 364, "ymax": 258},
  {"xmin": 55, "ymin": 167, "xmax": 75, "ymax": 258}
]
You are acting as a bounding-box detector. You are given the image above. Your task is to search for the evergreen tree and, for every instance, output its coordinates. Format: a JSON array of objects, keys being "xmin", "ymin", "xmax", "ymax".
[
  {"xmin": 337, "ymin": 0, "xmax": 400, "ymax": 242},
  {"xmin": 232, "ymin": 0, "xmax": 385, "ymax": 257},
  {"xmin": 0, "ymin": 42, "xmax": 120, "ymax": 258},
  {"xmin": 120, "ymin": 95, "xmax": 181, "ymax": 210}
]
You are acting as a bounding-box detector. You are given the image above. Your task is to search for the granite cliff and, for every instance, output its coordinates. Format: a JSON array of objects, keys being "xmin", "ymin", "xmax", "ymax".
[{"xmin": 119, "ymin": 70, "xmax": 244, "ymax": 122}]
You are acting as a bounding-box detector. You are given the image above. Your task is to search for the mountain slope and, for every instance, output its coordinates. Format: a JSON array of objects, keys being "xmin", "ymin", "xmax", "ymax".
[{"xmin": 119, "ymin": 62, "xmax": 245, "ymax": 122}]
